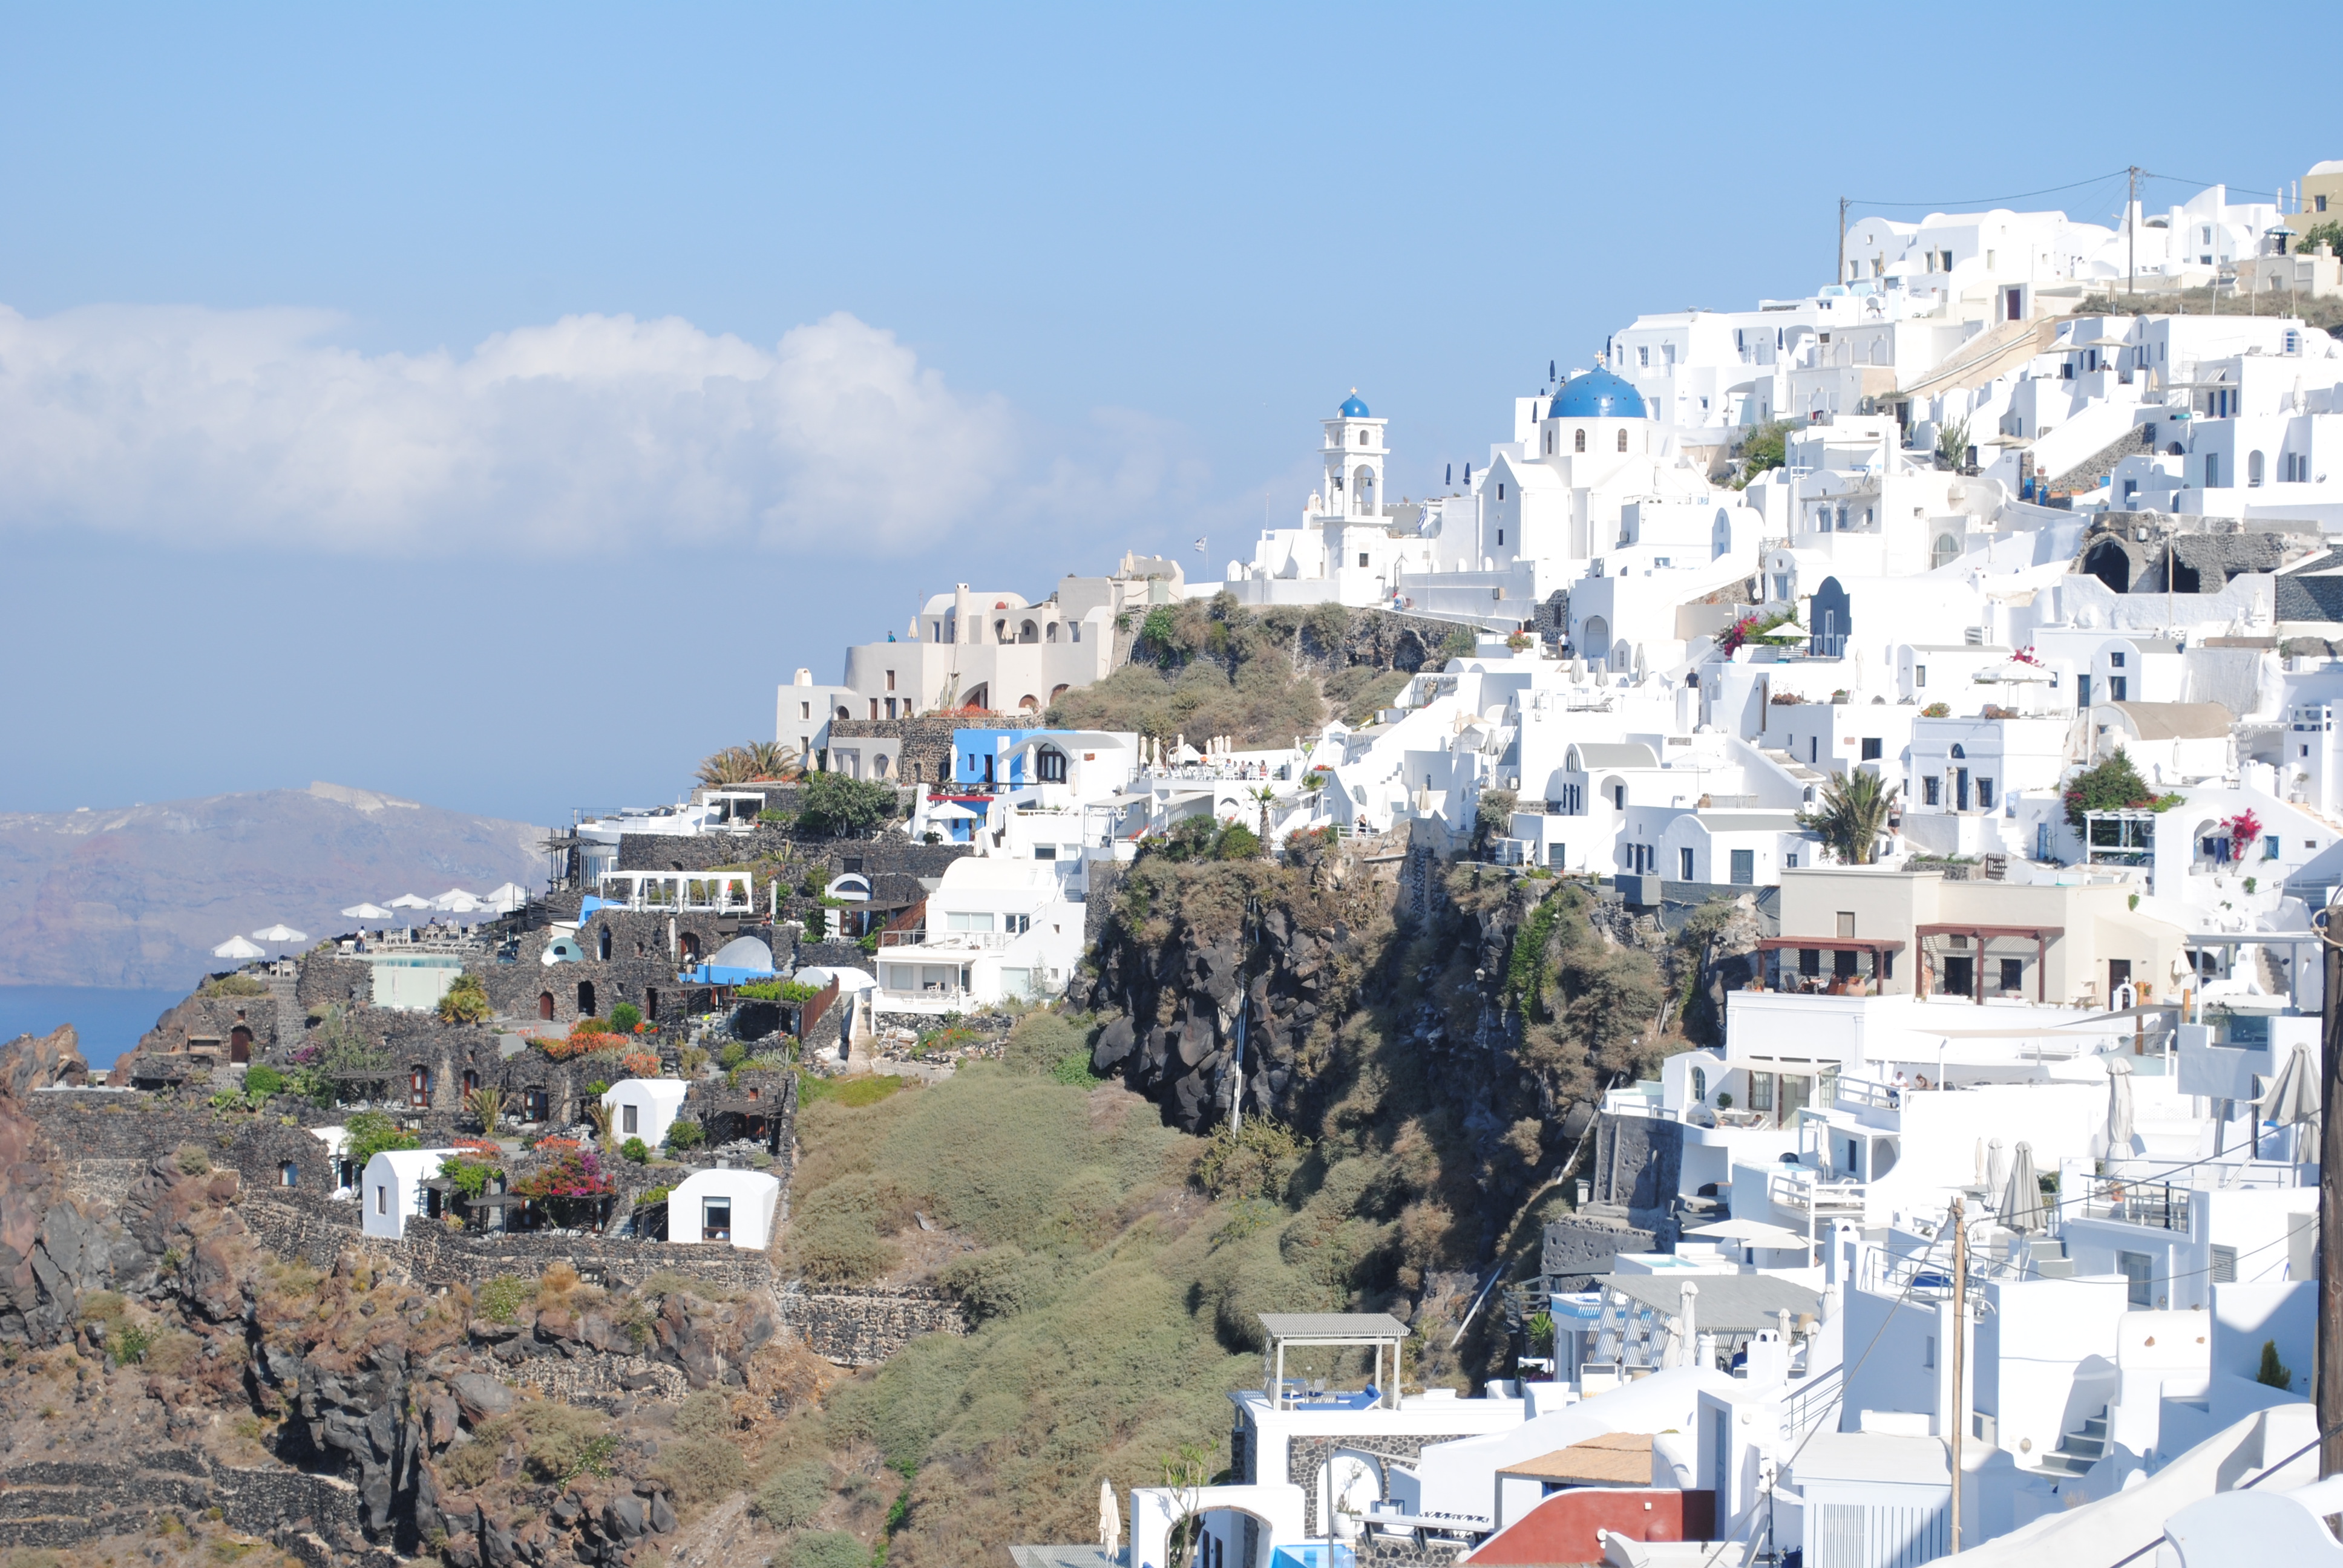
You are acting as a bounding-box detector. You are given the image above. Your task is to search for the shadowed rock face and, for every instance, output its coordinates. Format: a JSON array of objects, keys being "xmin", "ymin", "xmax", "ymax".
[{"xmin": 0, "ymin": 1024, "xmax": 102, "ymax": 1345}]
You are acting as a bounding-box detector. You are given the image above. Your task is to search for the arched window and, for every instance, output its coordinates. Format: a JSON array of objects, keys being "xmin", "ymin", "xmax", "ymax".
[
  {"xmin": 280, "ymin": 1161, "xmax": 298, "ymax": 1187},
  {"xmin": 597, "ymin": 925, "xmax": 612, "ymax": 961},
  {"xmin": 1357, "ymin": 428, "xmax": 1369, "ymax": 446},
  {"xmin": 577, "ymin": 980, "xmax": 596, "ymax": 1017},
  {"xmin": 463, "ymin": 1068, "xmax": 479, "ymax": 1094},
  {"xmin": 1950, "ymin": 743, "xmax": 1967, "ymax": 759},
  {"xmin": 410, "ymin": 1066, "xmax": 431, "ymax": 1108},
  {"xmin": 2249, "ymin": 450, "xmax": 2266, "ymax": 487},
  {"xmin": 1712, "ymin": 511, "xmax": 1731, "ymax": 560},
  {"xmin": 1617, "ymin": 428, "xmax": 1629, "ymax": 452},
  {"xmin": 1037, "ymin": 747, "xmax": 1068, "ymax": 783},
  {"xmin": 1017, "ymin": 693, "xmax": 1040, "ymax": 711},
  {"xmin": 1575, "ymin": 429, "xmax": 1587, "ymax": 453},
  {"xmin": 1354, "ymin": 466, "xmax": 1375, "ymax": 512},
  {"xmin": 679, "ymin": 932, "xmax": 701, "ymax": 963},
  {"xmin": 1020, "ymin": 619, "xmax": 1038, "ymax": 642},
  {"xmin": 1691, "ymin": 1067, "xmax": 1708, "ymax": 1102},
  {"xmin": 1049, "ymin": 683, "xmax": 1070, "ymax": 704},
  {"xmin": 1045, "ymin": 622, "xmax": 1058, "ymax": 642},
  {"xmin": 873, "ymin": 754, "xmax": 891, "ymax": 777},
  {"xmin": 538, "ymin": 991, "xmax": 554, "ymax": 1020},
  {"xmin": 1545, "ymin": 430, "xmax": 1553, "ymax": 454},
  {"xmin": 1933, "ymin": 534, "xmax": 1960, "ymax": 569}
]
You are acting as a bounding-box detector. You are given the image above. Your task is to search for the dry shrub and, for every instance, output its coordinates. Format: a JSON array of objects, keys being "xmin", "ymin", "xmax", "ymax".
[
  {"xmin": 650, "ymin": 1434, "xmax": 748, "ymax": 1503},
  {"xmin": 144, "ymin": 1330, "xmax": 203, "ymax": 1377},
  {"xmin": 753, "ymin": 1462, "xmax": 832, "ymax": 1529},
  {"xmin": 672, "ymin": 1390, "xmax": 732, "ymax": 1439}
]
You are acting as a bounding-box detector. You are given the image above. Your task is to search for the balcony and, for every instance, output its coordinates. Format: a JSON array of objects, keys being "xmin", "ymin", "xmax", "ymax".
[
  {"xmin": 1769, "ymin": 1169, "xmax": 1869, "ymax": 1218},
  {"xmin": 2065, "ymin": 1175, "xmax": 2191, "ymax": 1232},
  {"xmin": 878, "ymin": 930, "xmax": 1016, "ymax": 952}
]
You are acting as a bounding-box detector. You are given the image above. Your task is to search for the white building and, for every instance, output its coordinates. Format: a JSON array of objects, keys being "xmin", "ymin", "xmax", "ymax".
[
  {"xmin": 665, "ymin": 1169, "xmax": 780, "ymax": 1250},
  {"xmin": 360, "ymin": 1148, "xmax": 459, "ymax": 1240},
  {"xmin": 602, "ymin": 1079, "xmax": 690, "ymax": 1149}
]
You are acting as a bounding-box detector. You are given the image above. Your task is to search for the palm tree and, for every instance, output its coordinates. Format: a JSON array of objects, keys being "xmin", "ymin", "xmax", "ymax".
[
  {"xmin": 464, "ymin": 1085, "xmax": 505, "ymax": 1136},
  {"xmin": 1801, "ymin": 770, "xmax": 1899, "ymax": 865},
  {"xmin": 1247, "ymin": 785, "xmax": 1279, "ymax": 844},
  {"xmin": 696, "ymin": 740, "xmax": 797, "ymax": 788}
]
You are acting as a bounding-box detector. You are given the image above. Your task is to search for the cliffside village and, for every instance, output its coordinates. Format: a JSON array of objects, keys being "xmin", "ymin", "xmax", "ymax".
[{"xmin": 16, "ymin": 162, "xmax": 2343, "ymax": 1568}]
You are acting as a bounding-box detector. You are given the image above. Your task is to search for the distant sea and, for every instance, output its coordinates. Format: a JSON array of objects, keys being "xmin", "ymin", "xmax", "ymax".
[{"xmin": 0, "ymin": 984, "xmax": 185, "ymax": 1070}]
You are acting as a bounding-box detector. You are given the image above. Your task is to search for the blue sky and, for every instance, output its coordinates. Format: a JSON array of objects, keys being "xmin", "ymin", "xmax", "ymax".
[{"xmin": 0, "ymin": 3, "xmax": 2332, "ymax": 822}]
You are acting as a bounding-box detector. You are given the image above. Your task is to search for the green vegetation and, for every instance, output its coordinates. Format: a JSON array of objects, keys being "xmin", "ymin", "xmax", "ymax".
[
  {"xmin": 444, "ymin": 1402, "xmax": 620, "ymax": 1488},
  {"xmin": 756, "ymin": 1464, "xmax": 834, "ymax": 1529},
  {"xmin": 1800, "ymin": 770, "xmax": 1899, "ymax": 864},
  {"xmin": 300, "ymin": 1004, "xmax": 396, "ymax": 1105},
  {"xmin": 1935, "ymin": 417, "xmax": 1972, "ymax": 472},
  {"xmin": 611, "ymin": 1002, "xmax": 643, "ymax": 1032},
  {"xmin": 197, "ymin": 974, "xmax": 269, "ymax": 998},
  {"xmin": 439, "ymin": 1155, "xmax": 500, "ymax": 1198},
  {"xmin": 788, "ymin": 1534, "xmax": 868, "ymax": 1568},
  {"xmin": 698, "ymin": 742, "xmax": 793, "ymax": 788},
  {"xmin": 621, "ymin": 1137, "xmax": 651, "ymax": 1164},
  {"xmin": 473, "ymin": 1275, "xmax": 534, "ymax": 1325},
  {"xmin": 1473, "ymin": 789, "xmax": 1518, "ymax": 858},
  {"xmin": 2063, "ymin": 747, "xmax": 2185, "ymax": 829},
  {"xmin": 108, "ymin": 1320, "xmax": 154, "ymax": 1366},
  {"xmin": 2078, "ymin": 285, "xmax": 2343, "ymax": 332},
  {"xmin": 1140, "ymin": 815, "xmax": 1260, "ymax": 864},
  {"xmin": 1044, "ymin": 594, "xmax": 1328, "ymax": 747},
  {"xmin": 242, "ymin": 1064, "xmax": 286, "ymax": 1099},
  {"xmin": 437, "ymin": 972, "xmax": 493, "ymax": 1024},
  {"xmin": 739, "ymin": 979, "xmax": 824, "ymax": 1004},
  {"xmin": 799, "ymin": 771, "xmax": 899, "ymax": 837},
  {"xmin": 1322, "ymin": 666, "xmax": 1410, "ymax": 725},
  {"xmin": 798, "ymin": 1073, "xmax": 905, "ymax": 1110},
  {"xmin": 1734, "ymin": 419, "xmax": 1796, "ymax": 487},
  {"xmin": 2259, "ymin": 1338, "xmax": 2293, "ymax": 1390},
  {"xmin": 663, "ymin": 1117, "xmax": 706, "ymax": 1151},
  {"xmin": 342, "ymin": 1111, "xmax": 419, "ymax": 1166}
]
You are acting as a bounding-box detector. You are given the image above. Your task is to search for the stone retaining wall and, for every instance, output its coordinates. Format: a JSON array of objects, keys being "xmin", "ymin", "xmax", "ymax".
[
  {"xmin": 0, "ymin": 1451, "xmax": 386, "ymax": 1568},
  {"xmin": 779, "ymin": 1286, "xmax": 968, "ymax": 1366}
]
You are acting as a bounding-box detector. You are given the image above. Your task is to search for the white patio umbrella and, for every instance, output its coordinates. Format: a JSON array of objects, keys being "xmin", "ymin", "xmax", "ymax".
[
  {"xmin": 431, "ymin": 888, "xmax": 485, "ymax": 913},
  {"xmin": 341, "ymin": 903, "xmax": 394, "ymax": 921},
  {"xmin": 252, "ymin": 923, "xmax": 309, "ymax": 945},
  {"xmin": 211, "ymin": 934, "xmax": 265, "ymax": 960},
  {"xmin": 385, "ymin": 893, "xmax": 433, "ymax": 909},
  {"xmin": 479, "ymin": 882, "xmax": 529, "ymax": 913},
  {"xmin": 2000, "ymin": 1142, "xmax": 2046, "ymax": 1234},
  {"xmin": 1985, "ymin": 1138, "xmax": 2007, "ymax": 1200},
  {"xmin": 2258, "ymin": 1042, "xmax": 2320, "ymax": 1160},
  {"xmin": 1099, "ymin": 1480, "xmax": 1120, "ymax": 1555},
  {"xmin": 2105, "ymin": 1057, "xmax": 2137, "ymax": 1154}
]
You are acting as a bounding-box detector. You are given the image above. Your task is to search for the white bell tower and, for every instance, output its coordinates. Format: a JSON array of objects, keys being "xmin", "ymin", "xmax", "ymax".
[{"xmin": 1320, "ymin": 389, "xmax": 1389, "ymax": 519}]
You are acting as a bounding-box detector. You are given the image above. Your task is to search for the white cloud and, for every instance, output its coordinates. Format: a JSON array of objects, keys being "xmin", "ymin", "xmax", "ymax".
[{"xmin": 0, "ymin": 304, "xmax": 1070, "ymax": 554}]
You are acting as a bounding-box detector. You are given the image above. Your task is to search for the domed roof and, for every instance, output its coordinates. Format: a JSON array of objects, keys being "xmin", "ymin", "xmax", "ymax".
[
  {"xmin": 1339, "ymin": 389, "xmax": 1371, "ymax": 418},
  {"xmin": 1547, "ymin": 369, "xmax": 1648, "ymax": 420}
]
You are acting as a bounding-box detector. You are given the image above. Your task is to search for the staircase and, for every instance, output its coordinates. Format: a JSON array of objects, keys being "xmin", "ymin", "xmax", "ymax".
[
  {"xmin": 2046, "ymin": 423, "xmax": 2153, "ymax": 493},
  {"xmin": 1899, "ymin": 316, "xmax": 2068, "ymax": 402},
  {"xmin": 2036, "ymin": 1406, "xmax": 2111, "ymax": 1477}
]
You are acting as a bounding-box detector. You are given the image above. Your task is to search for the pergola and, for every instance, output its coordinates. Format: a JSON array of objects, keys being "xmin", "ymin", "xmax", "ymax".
[
  {"xmin": 1915, "ymin": 923, "xmax": 2063, "ymax": 1004},
  {"xmin": 1754, "ymin": 936, "xmax": 1906, "ymax": 991},
  {"xmin": 1257, "ymin": 1313, "xmax": 1408, "ymax": 1412}
]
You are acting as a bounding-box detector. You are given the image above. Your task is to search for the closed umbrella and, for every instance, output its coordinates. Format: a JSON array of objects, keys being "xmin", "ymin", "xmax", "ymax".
[
  {"xmin": 1099, "ymin": 1480, "xmax": 1119, "ymax": 1555},
  {"xmin": 2105, "ymin": 1057, "xmax": 2137, "ymax": 1154},
  {"xmin": 211, "ymin": 935, "xmax": 265, "ymax": 961},
  {"xmin": 1985, "ymin": 1138, "xmax": 2007, "ymax": 1200},
  {"xmin": 252, "ymin": 923, "xmax": 309, "ymax": 945},
  {"xmin": 2000, "ymin": 1142, "xmax": 2045, "ymax": 1234},
  {"xmin": 2259, "ymin": 1042, "xmax": 2320, "ymax": 1161},
  {"xmin": 342, "ymin": 903, "xmax": 394, "ymax": 921}
]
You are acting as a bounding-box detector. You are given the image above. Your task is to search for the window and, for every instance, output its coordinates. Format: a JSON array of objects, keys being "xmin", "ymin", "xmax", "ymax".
[
  {"xmin": 1999, "ymin": 958, "xmax": 2025, "ymax": 993},
  {"xmin": 1006, "ymin": 913, "xmax": 1031, "ymax": 935},
  {"xmin": 1033, "ymin": 844, "xmax": 1056, "ymax": 860},
  {"xmin": 1358, "ymin": 553, "xmax": 1369, "ymax": 568},
  {"xmin": 1612, "ymin": 783, "xmax": 1626, "ymax": 809},
  {"xmin": 945, "ymin": 912, "xmax": 995, "ymax": 932},
  {"xmin": 2249, "ymin": 451, "xmax": 2266, "ymax": 487},
  {"xmin": 1559, "ymin": 783, "xmax": 1584, "ymax": 815},
  {"xmin": 375, "ymin": 1185, "xmax": 388, "ymax": 1215},
  {"xmin": 1924, "ymin": 1336, "xmax": 1935, "ymax": 1369},
  {"xmin": 2205, "ymin": 452, "xmax": 2220, "ymax": 489},
  {"xmin": 2110, "ymin": 677, "xmax": 2128, "ymax": 702},
  {"xmin": 1915, "ymin": 665, "xmax": 1927, "ymax": 687},
  {"xmin": 799, "ymin": 702, "xmax": 811, "ymax": 720},
  {"xmin": 1037, "ymin": 747, "xmax": 1067, "ymax": 783},
  {"xmin": 1575, "ymin": 429, "xmax": 1586, "ymax": 453},
  {"xmin": 1498, "ymin": 483, "xmax": 1506, "ymax": 500},
  {"xmin": 280, "ymin": 1162, "xmax": 298, "ymax": 1187},
  {"xmin": 1786, "ymin": 854, "xmax": 1797, "ymax": 868},
  {"xmin": 1750, "ymin": 1072, "xmax": 1775, "ymax": 1112},
  {"xmin": 1357, "ymin": 429, "xmax": 1368, "ymax": 446},
  {"xmin": 622, "ymin": 1104, "xmax": 639, "ymax": 1135},
  {"xmin": 703, "ymin": 1197, "xmax": 732, "ymax": 1243},
  {"xmin": 410, "ymin": 1067, "xmax": 430, "ymax": 1108},
  {"xmin": 1861, "ymin": 737, "xmax": 1882, "ymax": 761},
  {"xmin": 2212, "ymin": 1244, "xmax": 2238, "ymax": 1284},
  {"xmin": 1680, "ymin": 848, "xmax": 1696, "ymax": 880},
  {"xmin": 1924, "ymin": 776, "xmax": 1941, "ymax": 806},
  {"xmin": 1978, "ymin": 778, "xmax": 1996, "ymax": 809},
  {"xmin": 1496, "ymin": 529, "xmax": 1504, "ymax": 546},
  {"xmin": 1638, "ymin": 345, "xmax": 1650, "ymax": 367},
  {"xmin": 1731, "ymin": 849, "xmax": 1754, "ymax": 885},
  {"xmin": 2119, "ymin": 1250, "xmax": 2153, "ymax": 1307},
  {"xmin": 1617, "ymin": 429, "xmax": 1629, "ymax": 452},
  {"xmin": 1837, "ymin": 912, "xmax": 1856, "ymax": 938},
  {"xmin": 2264, "ymin": 835, "xmax": 2282, "ymax": 861},
  {"xmin": 2109, "ymin": 650, "xmax": 2125, "ymax": 668}
]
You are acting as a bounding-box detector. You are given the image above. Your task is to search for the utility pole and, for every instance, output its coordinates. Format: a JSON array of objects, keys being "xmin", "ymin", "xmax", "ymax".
[
  {"xmin": 1949, "ymin": 1197, "xmax": 1967, "ymax": 1553},
  {"xmin": 1838, "ymin": 197, "xmax": 1850, "ymax": 288},
  {"xmin": 2320, "ymin": 913, "xmax": 2343, "ymax": 1478},
  {"xmin": 2128, "ymin": 166, "xmax": 2141, "ymax": 299}
]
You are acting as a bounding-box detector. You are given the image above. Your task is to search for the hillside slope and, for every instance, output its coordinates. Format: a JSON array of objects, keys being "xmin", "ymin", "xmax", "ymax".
[{"xmin": 0, "ymin": 782, "xmax": 543, "ymax": 987}]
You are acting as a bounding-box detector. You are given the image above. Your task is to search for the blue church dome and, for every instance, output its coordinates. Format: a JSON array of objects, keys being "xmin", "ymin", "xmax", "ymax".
[
  {"xmin": 1339, "ymin": 390, "xmax": 1371, "ymax": 417},
  {"xmin": 1547, "ymin": 369, "xmax": 1647, "ymax": 420}
]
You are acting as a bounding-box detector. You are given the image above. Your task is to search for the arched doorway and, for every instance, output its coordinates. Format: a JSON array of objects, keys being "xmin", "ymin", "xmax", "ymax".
[
  {"xmin": 679, "ymin": 932, "xmax": 701, "ymax": 964},
  {"xmin": 229, "ymin": 1025, "xmax": 253, "ymax": 1064},
  {"xmin": 2083, "ymin": 538, "xmax": 2132, "ymax": 592},
  {"xmin": 1809, "ymin": 577, "xmax": 1851, "ymax": 658},
  {"xmin": 538, "ymin": 991, "xmax": 555, "ymax": 1021},
  {"xmin": 1712, "ymin": 509, "xmax": 1731, "ymax": 560},
  {"xmin": 1581, "ymin": 616, "xmax": 1611, "ymax": 669},
  {"xmin": 646, "ymin": 988, "xmax": 660, "ymax": 1021},
  {"xmin": 577, "ymin": 981, "xmax": 596, "ymax": 1017}
]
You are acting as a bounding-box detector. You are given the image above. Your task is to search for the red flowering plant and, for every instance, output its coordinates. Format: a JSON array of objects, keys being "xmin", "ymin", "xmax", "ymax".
[
  {"xmin": 511, "ymin": 1144, "xmax": 614, "ymax": 1228},
  {"xmin": 2221, "ymin": 809, "xmax": 2264, "ymax": 864},
  {"xmin": 2010, "ymin": 645, "xmax": 2045, "ymax": 667},
  {"xmin": 1719, "ymin": 615, "xmax": 1760, "ymax": 655},
  {"xmin": 618, "ymin": 1051, "xmax": 661, "ymax": 1079}
]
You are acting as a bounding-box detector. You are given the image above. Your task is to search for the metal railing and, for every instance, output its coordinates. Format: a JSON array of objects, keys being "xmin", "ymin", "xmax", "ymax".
[
  {"xmin": 877, "ymin": 930, "xmax": 1015, "ymax": 950},
  {"xmin": 2066, "ymin": 1176, "xmax": 2192, "ymax": 1232},
  {"xmin": 1784, "ymin": 1367, "xmax": 1843, "ymax": 1440},
  {"xmin": 1770, "ymin": 1171, "xmax": 1869, "ymax": 1216}
]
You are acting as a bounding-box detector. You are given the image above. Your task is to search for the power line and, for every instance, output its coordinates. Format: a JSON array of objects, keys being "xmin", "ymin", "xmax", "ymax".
[{"xmin": 1844, "ymin": 169, "xmax": 2132, "ymax": 212}]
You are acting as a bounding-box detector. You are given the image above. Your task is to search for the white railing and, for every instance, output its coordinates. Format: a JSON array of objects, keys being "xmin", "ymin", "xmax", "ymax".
[
  {"xmin": 877, "ymin": 987, "xmax": 969, "ymax": 1008},
  {"xmin": 1770, "ymin": 1171, "xmax": 1869, "ymax": 1216},
  {"xmin": 1834, "ymin": 1075, "xmax": 1901, "ymax": 1112},
  {"xmin": 879, "ymin": 930, "xmax": 1015, "ymax": 951}
]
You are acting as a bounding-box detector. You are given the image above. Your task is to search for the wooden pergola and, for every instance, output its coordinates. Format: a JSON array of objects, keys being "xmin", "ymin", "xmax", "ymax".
[
  {"xmin": 1754, "ymin": 936, "xmax": 1907, "ymax": 991},
  {"xmin": 1914, "ymin": 923, "xmax": 2063, "ymax": 1004}
]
